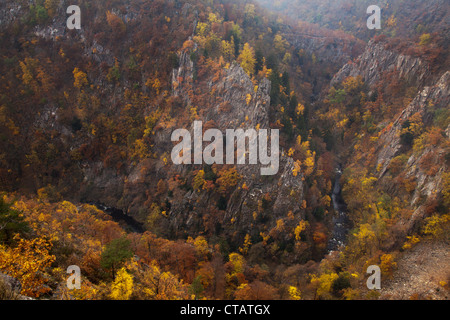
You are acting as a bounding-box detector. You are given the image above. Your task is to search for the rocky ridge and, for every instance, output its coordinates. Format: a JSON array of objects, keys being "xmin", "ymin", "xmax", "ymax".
[
  {"xmin": 167, "ymin": 46, "xmax": 306, "ymax": 237},
  {"xmin": 332, "ymin": 40, "xmax": 432, "ymax": 90}
]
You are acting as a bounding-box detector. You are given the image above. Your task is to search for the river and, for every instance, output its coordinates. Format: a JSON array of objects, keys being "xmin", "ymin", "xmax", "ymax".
[
  {"xmin": 327, "ymin": 166, "xmax": 352, "ymax": 252},
  {"xmin": 92, "ymin": 203, "xmax": 145, "ymax": 234}
]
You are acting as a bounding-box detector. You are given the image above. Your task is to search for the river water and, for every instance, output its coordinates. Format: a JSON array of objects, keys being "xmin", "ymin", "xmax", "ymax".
[
  {"xmin": 92, "ymin": 203, "xmax": 145, "ymax": 233},
  {"xmin": 327, "ymin": 167, "xmax": 352, "ymax": 252}
]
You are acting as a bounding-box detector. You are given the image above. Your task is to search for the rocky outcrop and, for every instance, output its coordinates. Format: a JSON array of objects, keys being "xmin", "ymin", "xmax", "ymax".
[
  {"xmin": 206, "ymin": 63, "xmax": 271, "ymax": 130},
  {"xmin": 376, "ymin": 71, "xmax": 449, "ymax": 232},
  {"xmin": 0, "ymin": 1, "xmax": 23, "ymax": 27},
  {"xmin": 286, "ymin": 32, "xmax": 364, "ymax": 68},
  {"xmin": 376, "ymin": 71, "xmax": 450, "ymax": 178},
  {"xmin": 167, "ymin": 48, "xmax": 306, "ymax": 238},
  {"xmin": 0, "ymin": 272, "xmax": 21, "ymax": 295},
  {"xmin": 0, "ymin": 272, "xmax": 33, "ymax": 300},
  {"xmin": 331, "ymin": 40, "xmax": 431, "ymax": 89}
]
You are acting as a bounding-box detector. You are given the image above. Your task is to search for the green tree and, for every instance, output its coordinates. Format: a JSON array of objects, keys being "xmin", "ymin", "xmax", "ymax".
[
  {"xmin": 0, "ymin": 197, "xmax": 29, "ymax": 245},
  {"xmin": 100, "ymin": 237, "xmax": 133, "ymax": 278},
  {"xmin": 189, "ymin": 275, "xmax": 204, "ymax": 300}
]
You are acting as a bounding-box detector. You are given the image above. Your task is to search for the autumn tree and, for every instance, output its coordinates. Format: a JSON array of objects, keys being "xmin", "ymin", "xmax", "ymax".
[
  {"xmin": 310, "ymin": 272, "xmax": 339, "ymax": 300},
  {"xmin": 238, "ymin": 43, "xmax": 256, "ymax": 76},
  {"xmin": 294, "ymin": 220, "xmax": 308, "ymax": 242},
  {"xmin": 288, "ymin": 286, "xmax": 301, "ymax": 300},
  {"xmin": 187, "ymin": 236, "xmax": 209, "ymax": 259},
  {"xmin": 216, "ymin": 167, "xmax": 241, "ymax": 194},
  {"xmin": 110, "ymin": 266, "xmax": 134, "ymax": 300},
  {"xmin": 441, "ymin": 172, "xmax": 450, "ymax": 208},
  {"xmin": 73, "ymin": 68, "xmax": 88, "ymax": 89},
  {"xmin": 106, "ymin": 11, "xmax": 126, "ymax": 38},
  {"xmin": 419, "ymin": 33, "xmax": 431, "ymax": 46},
  {"xmin": 234, "ymin": 281, "xmax": 280, "ymax": 300},
  {"xmin": 193, "ymin": 170, "xmax": 206, "ymax": 192},
  {"xmin": 134, "ymin": 262, "xmax": 188, "ymax": 300},
  {"xmin": 379, "ymin": 254, "xmax": 397, "ymax": 278},
  {"xmin": 44, "ymin": 0, "xmax": 59, "ymax": 17},
  {"xmin": 0, "ymin": 236, "xmax": 55, "ymax": 297},
  {"xmin": 422, "ymin": 213, "xmax": 450, "ymax": 239},
  {"xmin": 156, "ymin": 179, "xmax": 168, "ymax": 196}
]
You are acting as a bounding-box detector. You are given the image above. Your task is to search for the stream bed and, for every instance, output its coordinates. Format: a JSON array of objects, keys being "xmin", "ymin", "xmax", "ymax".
[{"xmin": 327, "ymin": 167, "xmax": 352, "ymax": 253}]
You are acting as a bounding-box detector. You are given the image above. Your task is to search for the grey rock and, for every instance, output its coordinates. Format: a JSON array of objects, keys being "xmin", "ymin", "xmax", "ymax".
[{"xmin": 331, "ymin": 40, "xmax": 431, "ymax": 89}]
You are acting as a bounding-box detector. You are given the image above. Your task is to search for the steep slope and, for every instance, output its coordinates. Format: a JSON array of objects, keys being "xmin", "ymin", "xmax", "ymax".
[
  {"xmin": 167, "ymin": 44, "xmax": 306, "ymax": 241},
  {"xmin": 313, "ymin": 34, "xmax": 449, "ymax": 299},
  {"xmin": 331, "ymin": 39, "xmax": 432, "ymax": 89}
]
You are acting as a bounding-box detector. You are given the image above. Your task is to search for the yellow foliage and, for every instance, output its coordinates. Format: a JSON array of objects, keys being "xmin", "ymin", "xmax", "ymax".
[
  {"xmin": 239, "ymin": 234, "xmax": 252, "ymax": 255},
  {"xmin": 402, "ymin": 235, "xmax": 420, "ymax": 250},
  {"xmin": 380, "ymin": 254, "xmax": 397, "ymax": 278},
  {"xmin": 273, "ymin": 34, "xmax": 289, "ymax": 53},
  {"xmin": 275, "ymin": 219, "xmax": 285, "ymax": 232},
  {"xmin": 422, "ymin": 214, "xmax": 450, "ymax": 238},
  {"xmin": 193, "ymin": 170, "xmax": 206, "ymax": 192},
  {"xmin": 20, "ymin": 59, "xmax": 36, "ymax": 86},
  {"xmin": 216, "ymin": 167, "xmax": 241, "ymax": 194},
  {"xmin": 310, "ymin": 273, "xmax": 339, "ymax": 298},
  {"xmin": 342, "ymin": 76, "xmax": 363, "ymax": 92},
  {"xmin": 294, "ymin": 220, "xmax": 308, "ymax": 241},
  {"xmin": 188, "ymin": 236, "xmax": 209, "ymax": 257},
  {"xmin": 260, "ymin": 232, "xmax": 270, "ymax": 246},
  {"xmin": 288, "ymin": 286, "xmax": 301, "ymax": 300},
  {"xmin": 296, "ymin": 103, "xmax": 305, "ymax": 117},
  {"xmin": 419, "ymin": 33, "xmax": 431, "ymax": 46},
  {"xmin": 246, "ymin": 93, "xmax": 252, "ymax": 105},
  {"xmin": 288, "ymin": 148, "xmax": 295, "ymax": 157},
  {"xmin": 400, "ymin": 112, "xmax": 423, "ymax": 137},
  {"xmin": 152, "ymin": 77, "xmax": 161, "ymax": 95},
  {"xmin": 229, "ymin": 253, "xmax": 245, "ymax": 274},
  {"xmin": 137, "ymin": 262, "xmax": 187, "ymax": 300},
  {"xmin": 73, "ymin": 68, "xmax": 88, "ymax": 89},
  {"xmin": 110, "ymin": 267, "xmax": 134, "ymax": 300},
  {"xmin": 221, "ymin": 40, "xmax": 234, "ymax": 60},
  {"xmin": 131, "ymin": 138, "xmax": 149, "ymax": 160},
  {"xmin": 238, "ymin": 43, "xmax": 256, "ymax": 76},
  {"xmin": 0, "ymin": 236, "xmax": 55, "ymax": 297},
  {"xmin": 352, "ymin": 224, "xmax": 376, "ymax": 254},
  {"xmin": 292, "ymin": 160, "xmax": 301, "ymax": 177},
  {"xmin": 303, "ymin": 151, "xmax": 315, "ymax": 176}
]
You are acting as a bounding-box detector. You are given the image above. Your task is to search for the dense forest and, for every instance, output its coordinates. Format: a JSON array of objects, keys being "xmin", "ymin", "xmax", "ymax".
[{"xmin": 0, "ymin": 0, "xmax": 448, "ymax": 300}]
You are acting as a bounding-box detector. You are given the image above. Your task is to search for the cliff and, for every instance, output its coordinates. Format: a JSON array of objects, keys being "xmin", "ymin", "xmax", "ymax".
[
  {"xmin": 331, "ymin": 40, "xmax": 432, "ymax": 90},
  {"xmin": 167, "ymin": 46, "xmax": 306, "ymax": 239},
  {"xmin": 331, "ymin": 38, "xmax": 449, "ymax": 236}
]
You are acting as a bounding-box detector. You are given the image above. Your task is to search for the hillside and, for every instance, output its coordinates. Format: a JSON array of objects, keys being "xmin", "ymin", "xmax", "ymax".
[{"xmin": 0, "ymin": 0, "xmax": 448, "ymax": 301}]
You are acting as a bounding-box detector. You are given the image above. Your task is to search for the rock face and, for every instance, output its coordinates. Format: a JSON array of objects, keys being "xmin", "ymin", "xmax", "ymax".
[
  {"xmin": 0, "ymin": 272, "xmax": 22, "ymax": 295},
  {"xmin": 331, "ymin": 40, "xmax": 431, "ymax": 89},
  {"xmin": 286, "ymin": 32, "xmax": 363, "ymax": 68},
  {"xmin": 168, "ymin": 48, "xmax": 306, "ymax": 237},
  {"xmin": 376, "ymin": 71, "xmax": 450, "ymax": 179},
  {"xmin": 333, "ymin": 38, "xmax": 449, "ymax": 235},
  {"xmin": 376, "ymin": 71, "xmax": 449, "ymax": 232},
  {"xmin": 0, "ymin": 1, "xmax": 23, "ymax": 27}
]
